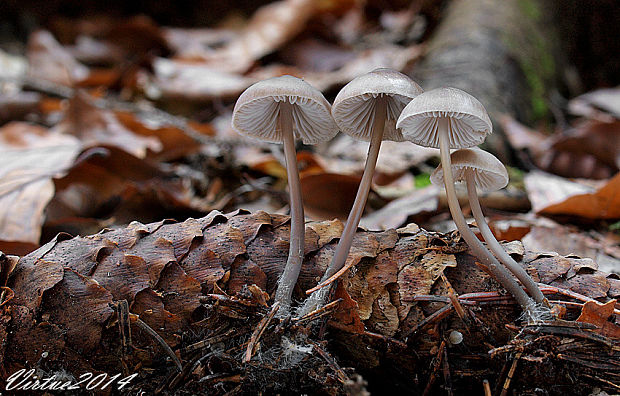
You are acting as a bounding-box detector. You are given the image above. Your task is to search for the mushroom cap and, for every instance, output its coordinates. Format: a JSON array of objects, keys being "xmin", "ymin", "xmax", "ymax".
[
  {"xmin": 331, "ymin": 68, "xmax": 423, "ymax": 142},
  {"xmin": 430, "ymin": 147, "xmax": 509, "ymax": 192},
  {"xmin": 232, "ymin": 75, "xmax": 338, "ymax": 144},
  {"xmin": 396, "ymin": 87, "xmax": 492, "ymax": 149}
]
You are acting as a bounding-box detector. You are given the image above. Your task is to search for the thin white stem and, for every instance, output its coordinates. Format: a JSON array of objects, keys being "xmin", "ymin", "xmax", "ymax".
[
  {"xmin": 465, "ymin": 170, "xmax": 548, "ymax": 307},
  {"xmin": 298, "ymin": 97, "xmax": 387, "ymax": 316},
  {"xmin": 274, "ymin": 101, "xmax": 304, "ymax": 315},
  {"xmin": 437, "ymin": 117, "xmax": 536, "ymax": 319}
]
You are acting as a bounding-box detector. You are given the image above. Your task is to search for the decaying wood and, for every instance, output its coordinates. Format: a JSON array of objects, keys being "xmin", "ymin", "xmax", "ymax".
[
  {"xmin": 0, "ymin": 210, "xmax": 618, "ymax": 394},
  {"xmin": 414, "ymin": 0, "xmax": 561, "ymax": 160}
]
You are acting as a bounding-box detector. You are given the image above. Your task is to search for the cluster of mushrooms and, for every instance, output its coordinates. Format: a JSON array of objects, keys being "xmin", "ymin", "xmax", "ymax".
[{"xmin": 232, "ymin": 69, "xmax": 551, "ymax": 322}]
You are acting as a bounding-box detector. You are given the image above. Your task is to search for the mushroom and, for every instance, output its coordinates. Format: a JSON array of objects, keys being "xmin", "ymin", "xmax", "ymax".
[
  {"xmin": 431, "ymin": 147, "xmax": 549, "ymax": 308},
  {"xmin": 232, "ymin": 75, "xmax": 338, "ymax": 314},
  {"xmin": 397, "ymin": 87, "xmax": 538, "ymax": 320},
  {"xmin": 300, "ymin": 68, "xmax": 423, "ymax": 314}
]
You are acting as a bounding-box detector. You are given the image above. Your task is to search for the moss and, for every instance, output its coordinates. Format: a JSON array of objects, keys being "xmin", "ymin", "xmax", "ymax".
[
  {"xmin": 517, "ymin": 0, "xmax": 542, "ymax": 21},
  {"xmin": 502, "ymin": 0, "xmax": 556, "ymax": 120}
]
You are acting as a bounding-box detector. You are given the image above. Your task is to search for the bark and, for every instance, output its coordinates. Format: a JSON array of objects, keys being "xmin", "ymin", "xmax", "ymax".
[
  {"xmin": 413, "ymin": 0, "xmax": 561, "ymax": 161},
  {"xmin": 0, "ymin": 209, "xmax": 618, "ymax": 395}
]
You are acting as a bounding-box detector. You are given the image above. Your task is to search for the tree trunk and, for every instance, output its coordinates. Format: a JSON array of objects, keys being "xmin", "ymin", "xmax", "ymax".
[{"xmin": 413, "ymin": 0, "xmax": 561, "ymax": 161}]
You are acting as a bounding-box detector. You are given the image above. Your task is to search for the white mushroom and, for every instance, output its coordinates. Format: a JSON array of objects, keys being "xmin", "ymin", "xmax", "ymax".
[
  {"xmin": 232, "ymin": 75, "xmax": 338, "ymax": 315},
  {"xmin": 300, "ymin": 69, "xmax": 423, "ymax": 315},
  {"xmin": 397, "ymin": 88, "xmax": 537, "ymax": 321},
  {"xmin": 431, "ymin": 148, "xmax": 550, "ymax": 309}
]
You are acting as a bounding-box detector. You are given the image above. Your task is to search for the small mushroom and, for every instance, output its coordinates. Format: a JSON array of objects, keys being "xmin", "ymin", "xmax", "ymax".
[
  {"xmin": 397, "ymin": 88, "xmax": 537, "ymax": 320},
  {"xmin": 232, "ymin": 75, "xmax": 338, "ymax": 314},
  {"xmin": 431, "ymin": 148, "xmax": 550, "ymax": 309},
  {"xmin": 300, "ymin": 68, "xmax": 423, "ymax": 314}
]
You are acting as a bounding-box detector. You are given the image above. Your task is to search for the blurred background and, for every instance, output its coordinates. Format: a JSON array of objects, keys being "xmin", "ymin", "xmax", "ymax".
[{"xmin": 0, "ymin": 0, "xmax": 618, "ymax": 273}]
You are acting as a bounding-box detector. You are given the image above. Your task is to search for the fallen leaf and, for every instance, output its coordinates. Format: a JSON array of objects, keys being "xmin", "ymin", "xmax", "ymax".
[
  {"xmin": 524, "ymin": 171, "xmax": 620, "ymax": 219},
  {"xmin": 146, "ymin": 58, "xmax": 257, "ymax": 101},
  {"xmin": 0, "ymin": 122, "xmax": 81, "ymax": 253},
  {"xmin": 27, "ymin": 30, "xmax": 90, "ymax": 86},
  {"xmin": 576, "ymin": 299, "xmax": 620, "ymax": 338},
  {"xmin": 300, "ymin": 172, "xmax": 363, "ymax": 220},
  {"xmin": 522, "ymin": 222, "xmax": 620, "ymax": 274},
  {"xmin": 550, "ymin": 119, "xmax": 620, "ymax": 171},
  {"xmin": 360, "ymin": 185, "xmax": 439, "ymax": 231},
  {"xmin": 199, "ymin": 0, "xmax": 318, "ymax": 73},
  {"xmin": 53, "ymin": 91, "xmax": 162, "ymax": 158},
  {"xmin": 324, "ymin": 135, "xmax": 437, "ymax": 178},
  {"xmin": 329, "ymin": 281, "xmax": 366, "ymax": 334},
  {"xmin": 569, "ymin": 86, "xmax": 620, "ymax": 120},
  {"xmin": 114, "ymin": 111, "xmax": 208, "ymax": 161},
  {"xmin": 501, "ymin": 114, "xmax": 619, "ymax": 179}
]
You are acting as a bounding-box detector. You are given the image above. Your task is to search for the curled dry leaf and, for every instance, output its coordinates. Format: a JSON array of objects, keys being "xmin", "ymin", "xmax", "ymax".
[
  {"xmin": 27, "ymin": 30, "xmax": 90, "ymax": 86},
  {"xmin": 48, "ymin": 146, "xmax": 209, "ymax": 226},
  {"xmin": 300, "ymin": 172, "xmax": 363, "ymax": 220},
  {"xmin": 53, "ymin": 91, "xmax": 162, "ymax": 158},
  {"xmin": 325, "ymin": 135, "xmax": 436, "ymax": 177},
  {"xmin": 114, "ymin": 111, "xmax": 211, "ymax": 161},
  {"xmin": 576, "ymin": 299, "xmax": 620, "ymax": 338},
  {"xmin": 360, "ymin": 185, "xmax": 440, "ymax": 231},
  {"xmin": 501, "ymin": 115, "xmax": 619, "ymax": 179},
  {"xmin": 568, "ymin": 86, "xmax": 620, "ymax": 120},
  {"xmin": 522, "ymin": 221, "xmax": 620, "ymax": 274},
  {"xmin": 146, "ymin": 58, "xmax": 257, "ymax": 101},
  {"xmin": 0, "ymin": 122, "xmax": 80, "ymax": 254},
  {"xmin": 198, "ymin": 0, "xmax": 317, "ymax": 73},
  {"xmin": 525, "ymin": 171, "xmax": 620, "ymax": 219}
]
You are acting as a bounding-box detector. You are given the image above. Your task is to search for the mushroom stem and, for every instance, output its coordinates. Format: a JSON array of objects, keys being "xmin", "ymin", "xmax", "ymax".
[
  {"xmin": 437, "ymin": 117, "xmax": 536, "ymax": 319},
  {"xmin": 299, "ymin": 97, "xmax": 387, "ymax": 315},
  {"xmin": 274, "ymin": 101, "xmax": 304, "ymax": 314},
  {"xmin": 464, "ymin": 169, "xmax": 549, "ymax": 307},
  {"xmin": 327, "ymin": 97, "xmax": 387, "ymax": 278}
]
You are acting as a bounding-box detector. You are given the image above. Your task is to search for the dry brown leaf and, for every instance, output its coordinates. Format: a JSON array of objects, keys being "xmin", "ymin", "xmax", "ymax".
[
  {"xmin": 300, "ymin": 172, "xmax": 362, "ymax": 220},
  {"xmin": 48, "ymin": 146, "xmax": 206, "ymax": 226},
  {"xmin": 0, "ymin": 122, "xmax": 81, "ymax": 254},
  {"xmin": 27, "ymin": 30, "xmax": 90, "ymax": 86},
  {"xmin": 360, "ymin": 185, "xmax": 439, "ymax": 231},
  {"xmin": 197, "ymin": 0, "xmax": 317, "ymax": 73},
  {"xmin": 568, "ymin": 87, "xmax": 620, "ymax": 120},
  {"xmin": 324, "ymin": 135, "xmax": 436, "ymax": 177},
  {"xmin": 0, "ymin": 92, "xmax": 41, "ymax": 123},
  {"xmin": 576, "ymin": 299, "xmax": 620, "ymax": 338},
  {"xmin": 522, "ymin": 222, "xmax": 620, "ymax": 274},
  {"xmin": 501, "ymin": 115, "xmax": 619, "ymax": 179},
  {"xmin": 524, "ymin": 171, "xmax": 620, "ymax": 219},
  {"xmin": 329, "ymin": 282, "xmax": 366, "ymax": 334},
  {"xmin": 53, "ymin": 91, "xmax": 162, "ymax": 158},
  {"xmin": 146, "ymin": 58, "xmax": 257, "ymax": 101},
  {"xmin": 550, "ymin": 119, "xmax": 620, "ymax": 171},
  {"xmin": 114, "ymin": 111, "xmax": 209, "ymax": 161}
]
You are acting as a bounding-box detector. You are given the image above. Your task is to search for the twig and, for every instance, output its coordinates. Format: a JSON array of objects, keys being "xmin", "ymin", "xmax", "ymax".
[
  {"xmin": 442, "ymin": 344, "xmax": 453, "ymax": 396},
  {"xmin": 581, "ymin": 374, "xmax": 620, "ymax": 391},
  {"xmin": 441, "ymin": 273, "xmax": 470, "ymax": 329},
  {"xmin": 422, "ymin": 340, "xmax": 446, "ymax": 396},
  {"xmin": 243, "ymin": 302, "xmax": 280, "ymax": 363},
  {"xmin": 131, "ymin": 314, "xmax": 183, "ymax": 372},
  {"xmin": 293, "ymin": 299, "xmax": 341, "ymax": 325},
  {"xmin": 363, "ymin": 330, "xmax": 408, "ymax": 350},
  {"xmin": 540, "ymin": 285, "xmax": 620, "ymax": 316},
  {"xmin": 482, "ymin": 379, "xmax": 492, "ymax": 396},
  {"xmin": 405, "ymin": 303, "xmax": 454, "ymax": 340},
  {"xmin": 307, "ymin": 340, "xmax": 349, "ymax": 384},
  {"xmin": 499, "ymin": 352, "xmax": 521, "ymax": 396}
]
